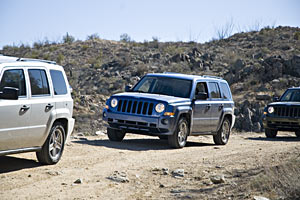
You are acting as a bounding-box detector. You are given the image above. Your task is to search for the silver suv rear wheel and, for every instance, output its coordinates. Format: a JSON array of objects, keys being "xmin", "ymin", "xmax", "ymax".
[{"xmin": 36, "ymin": 122, "xmax": 65, "ymax": 164}]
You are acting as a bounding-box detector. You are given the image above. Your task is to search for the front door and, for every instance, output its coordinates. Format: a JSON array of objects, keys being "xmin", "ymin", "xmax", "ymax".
[{"xmin": 0, "ymin": 68, "xmax": 31, "ymax": 151}]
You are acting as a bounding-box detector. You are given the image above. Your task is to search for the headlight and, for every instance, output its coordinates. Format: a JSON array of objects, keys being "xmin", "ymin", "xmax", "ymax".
[
  {"xmin": 111, "ymin": 98, "xmax": 118, "ymax": 108},
  {"xmin": 268, "ymin": 106, "xmax": 274, "ymax": 114},
  {"xmin": 155, "ymin": 103, "xmax": 165, "ymax": 113}
]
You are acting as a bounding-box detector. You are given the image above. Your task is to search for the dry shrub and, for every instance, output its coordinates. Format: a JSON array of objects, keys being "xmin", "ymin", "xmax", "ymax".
[{"xmin": 250, "ymin": 158, "xmax": 300, "ymax": 200}]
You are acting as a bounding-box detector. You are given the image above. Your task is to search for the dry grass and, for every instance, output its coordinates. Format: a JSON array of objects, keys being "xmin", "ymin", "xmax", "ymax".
[{"xmin": 248, "ymin": 157, "xmax": 300, "ymax": 200}]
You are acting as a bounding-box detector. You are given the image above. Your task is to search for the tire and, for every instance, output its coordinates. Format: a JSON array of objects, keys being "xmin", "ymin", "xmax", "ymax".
[
  {"xmin": 107, "ymin": 128, "xmax": 126, "ymax": 142},
  {"xmin": 265, "ymin": 128, "xmax": 277, "ymax": 138},
  {"xmin": 213, "ymin": 118, "xmax": 231, "ymax": 145},
  {"xmin": 295, "ymin": 131, "xmax": 300, "ymax": 138},
  {"xmin": 168, "ymin": 118, "xmax": 189, "ymax": 148},
  {"xmin": 36, "ymin": 122, "xmax": 65, "ymax": 165},
  {"xmin": 158, "ymin": 135, "xmax": 168, "ymax": 140}
]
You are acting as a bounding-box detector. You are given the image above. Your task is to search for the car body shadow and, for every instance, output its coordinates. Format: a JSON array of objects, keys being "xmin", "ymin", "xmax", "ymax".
[
  {"xmin": 0, "ymin": 156, "xmax": 41, "ymax": 174},
  {"xmin": 73, "ymin": 138, "xmax": 214, "ymax": 151},
  {"xmin": 247, "ymin": 136, "xmax": 300, "ymax": 142}
]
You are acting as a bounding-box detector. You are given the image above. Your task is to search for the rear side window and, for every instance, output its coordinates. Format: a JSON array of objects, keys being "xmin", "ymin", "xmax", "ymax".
[
  {"xmin": 50, "ymin": 70, "xmax": 67, "ymax": 95},
  {"xmin": 0, "ymin": 69, "xmax": 26, "ymax": 96},
  {"xmin": 208, "ymin": 82, "xmax": 221, "ymax": 99},
  {"xmin": 29, "ymin": 69, "xmax": 50, "ymax": 96},
  {"xmin": 220, "ymin": 82, "xmax": 232, "ymax": 100}
]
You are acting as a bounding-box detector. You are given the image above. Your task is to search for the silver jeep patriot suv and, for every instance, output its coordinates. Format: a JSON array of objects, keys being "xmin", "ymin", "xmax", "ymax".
[{"xmin": 0, "ymin": 55, "xmax": 75, "ymax": 164}]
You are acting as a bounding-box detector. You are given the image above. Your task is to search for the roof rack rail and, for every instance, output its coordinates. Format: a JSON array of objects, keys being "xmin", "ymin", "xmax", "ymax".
[
  {"xmin": 17, "ymin": 58, "xmax": 56, "ymax": 65},
  {"xmin": 163, "ymin": 72, "xmax": 183, "ymax": 74},
  {"xmin": 202, "ymin": 75, "xmax": 223, "ymax": 80}
]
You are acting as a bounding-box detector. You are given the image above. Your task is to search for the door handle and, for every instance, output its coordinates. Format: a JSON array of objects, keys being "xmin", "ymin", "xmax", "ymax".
[
  {"xmin": 219, "ymin": 104, "xmax": 224, "ymax": 110},
  {"xmin": 46, "ymin": 104, "xmax": 54, "ymax": 109},
  {"xmin": 20, "ymin": 105, "xmax": 30, "ymax": 112}
]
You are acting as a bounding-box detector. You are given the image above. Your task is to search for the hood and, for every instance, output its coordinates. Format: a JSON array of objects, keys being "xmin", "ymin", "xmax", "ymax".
[
  {"xmin": 268, "ymin": 101, "xmax": 300, "ymax": 106},
  {"xmin": 112, "ymin": 92, "xmax": 190, "ymax": 104}
]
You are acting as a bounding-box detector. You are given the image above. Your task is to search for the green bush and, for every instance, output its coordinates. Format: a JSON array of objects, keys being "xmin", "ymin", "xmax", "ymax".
[
  {"xmin": 88, "ymin": 52, "xmax": 102, "ymax": 68},
  {"xmin": 294, "ymin": 32, "xmax": 300, "ymax": 40},
  {"xmin": 87, "ymin": 33, "xmax": 100, "ymax": 41},
  {"xmin": 57, "ymin": 53, "xmax": 65, "ymax": 64},
  {"xmin": 63, "ymin": 32, "xmax": 75, "ymax": 44},
  {"xmin": 120, "ymin": 33, "xmax": 131, "ymax": 42}
]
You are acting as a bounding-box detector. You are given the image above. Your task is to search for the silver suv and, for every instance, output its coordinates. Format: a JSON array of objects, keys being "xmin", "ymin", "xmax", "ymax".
[{"xmin": 0, "ymin": 55, "xmax": 75, "ymax": 164}]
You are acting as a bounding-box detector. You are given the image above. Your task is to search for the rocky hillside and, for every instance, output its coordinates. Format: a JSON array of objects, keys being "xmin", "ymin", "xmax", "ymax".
[{"xmin": 1, "ymin": 26, "xmax": 300, "ymax": 134}]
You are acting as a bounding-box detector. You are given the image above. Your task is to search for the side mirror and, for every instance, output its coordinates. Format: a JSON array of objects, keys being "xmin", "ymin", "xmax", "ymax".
[
  {"xmin": 196, "ymin": 92, "xmax": 208, "ymax": 100},
  {"xmin": 273, "ymin": 96, "xmax": 279, "ymax": 102},
  {"xmin": 125, "ymin": 85, "xmax": 132, "ymax": 92},
  {"xmin": 0, "ymin": 87, "xmax": 19, "ymax": 100}
]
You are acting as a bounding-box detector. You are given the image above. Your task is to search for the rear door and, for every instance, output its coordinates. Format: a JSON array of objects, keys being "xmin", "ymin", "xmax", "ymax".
[
  {"xmin": 27, "ymin": 68, "xmax": 56, "ymax": 147},
  {"xmin": 208, "ymin": 82, "xmax": 223, "ymax": 132},
  {"xmin": 0, "ymin": 68, "xmax": 31, "ymax": 150}
]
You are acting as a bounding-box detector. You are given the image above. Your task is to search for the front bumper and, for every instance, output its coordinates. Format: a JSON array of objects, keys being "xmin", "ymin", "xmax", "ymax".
[
  {"xmin": 103, "ymin": 109, "xmax": 176, "ymax": 136},
  {"xmin": 262, "ymin": 115, "xmax": 300, "ymax": 131}
]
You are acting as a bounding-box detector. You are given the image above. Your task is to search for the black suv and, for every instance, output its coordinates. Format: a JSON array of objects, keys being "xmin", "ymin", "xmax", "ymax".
[
  {"xmin": 263, "ymin": 87, "xmax": 300, "ymax": 138},
  {"xmin": 103, "ymin": 73, "xmax": 235, "ymax": 148}
]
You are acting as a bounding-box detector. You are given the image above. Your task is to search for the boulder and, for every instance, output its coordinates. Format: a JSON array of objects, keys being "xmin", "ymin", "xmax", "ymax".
[{"xmin": 210, "ymin": 174, "xmax": 225, "ymax": 184}]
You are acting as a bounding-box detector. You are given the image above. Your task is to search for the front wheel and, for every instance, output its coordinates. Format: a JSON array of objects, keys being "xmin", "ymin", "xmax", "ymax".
[
  {"xmin": 107, "ymin": 128, "xmax": 126, "ymax": 142},
  {"xmin": 168, "ymin": 118, "xmax": 189, "ymax": 148},
  {"xmin": 265, "ymin": 128, "xmax": 277, "ymax": 138},
  {"xmin": 213, "ymin": 118, "xmax": 231, "ymax": 145},
  {"xmin": 158, "ymin": 135, "xmax": 168, "ymax": 140},
  {"xmin": 36, "ymin": 122, "xmax": 65, "ymax": 165}
]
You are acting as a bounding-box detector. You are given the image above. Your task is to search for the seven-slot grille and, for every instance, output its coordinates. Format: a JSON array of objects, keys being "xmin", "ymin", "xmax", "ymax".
[
  {"xmin": 117, "ymin": 99, "xmax": 154, "ymax": 115},
  {"xmin": 273, "ymin": 106, "xmax": 300, "ymax": 118}
]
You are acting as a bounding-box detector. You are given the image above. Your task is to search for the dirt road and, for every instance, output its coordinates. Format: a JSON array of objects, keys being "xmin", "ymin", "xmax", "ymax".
[{"xmin": 1, "ymin": 131, "xmax": 299, "ymax": 200}]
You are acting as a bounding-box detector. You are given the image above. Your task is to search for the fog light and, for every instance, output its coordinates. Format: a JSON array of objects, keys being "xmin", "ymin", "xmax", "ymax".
[{"xmin": 161, "ymin": 118, "xmax": 168, "ymax": 125}]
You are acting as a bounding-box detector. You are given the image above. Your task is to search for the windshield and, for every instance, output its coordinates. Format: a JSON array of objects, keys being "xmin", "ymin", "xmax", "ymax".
[
  {"xmin": 280, "ymin": 89, "xmax": 300, "ymax": 102},
  {"xmin": 132, "ymin": 76, "xmax": 192, "ymax": 98}
]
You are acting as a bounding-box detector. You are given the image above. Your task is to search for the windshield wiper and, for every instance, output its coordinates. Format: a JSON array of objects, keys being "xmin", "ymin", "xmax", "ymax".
[{"xmin": 134, "ymin": 90, "xmax": 148, "ymax": 93}]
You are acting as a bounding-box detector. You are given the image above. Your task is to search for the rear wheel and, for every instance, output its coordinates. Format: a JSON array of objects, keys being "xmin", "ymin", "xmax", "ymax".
[
  {"xmin": 168, "ymin": 118, "xmax": 189, "ymax": 148},
  {"xmin": 265, "ymin": 128, "xmax": 277, "ymax": 138},
  {"xmin": 213, "ymin": 118, "xmax": 231, "ymax": 145},
  {"xmin": 36, "ymin": 122, "xmax": 65, "ymax": 165},
  {"xmin": 107, "ymin": 128, "xmax": 126, "ymax": 142},
  {"xmin": 295, "ymin": 131, "xmax": 300, "ymax": 138}
]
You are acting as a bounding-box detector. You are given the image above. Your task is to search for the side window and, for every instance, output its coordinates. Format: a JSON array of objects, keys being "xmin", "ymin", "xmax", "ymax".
[
  {"xmin": 28, "ymin": 69, "xmax": 50, "ymax": 96},
  {"xmin": 208, "ymin": 82, "xmax": 221, "ymax": 99},
  {"xmin": 195, "ymin": 82, "xmax": 208, "ymax": 95},
  {"xmin": 220, "ymin": 82, "xmax": 232, "ymax": 100},
  {"xmin": 0, "ymin": 69, "xmax": 26, "ymax": 96},
  {"xmin": 50, "ymin": 70, "xmax": 67, "ymax": 95}
]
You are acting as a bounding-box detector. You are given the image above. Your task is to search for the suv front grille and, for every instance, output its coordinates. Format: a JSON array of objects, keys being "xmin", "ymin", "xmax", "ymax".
[
  {"xmin": 117, "ymin": 99, "xmax": 154, "ymax": 115},
  {"xmin": 273, "ymin": 106, "xmax": 300, "ymax": 118}
]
